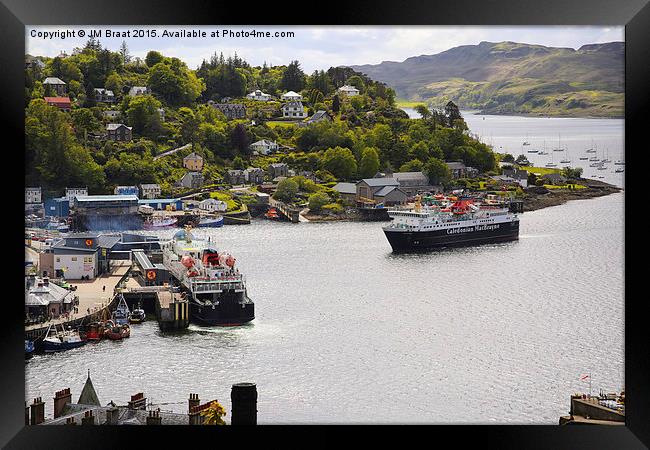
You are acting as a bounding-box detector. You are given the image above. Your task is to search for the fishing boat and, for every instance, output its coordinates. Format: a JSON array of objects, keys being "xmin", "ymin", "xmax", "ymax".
[
  {"xmin": 112, "ymin": 295, "xmax": 130, "ymax": 325},
  {"xmin": 25, "ymin": 340, "xmax": 35, "ymax": 359},
  {"xmin": 43, "ymin": 324, "xmax": 87, "ymax": 352},
  {"xmin": 105, "ymin": 323, "xmax": 131, "ymax": 340},
  {"xmin": 143, "ymin": 216, "xmax": 178, "ymax": 230},
  {"xmin": 129, "ymin": 306, "xmax": 146, "ymax": 324},
  {"xmin": 196, "ymin": 215, "xmax": 224, "ymax": 228},
  {"xmin": 85, "ymin": 321, "xmax": 104, "ymax": 341}
]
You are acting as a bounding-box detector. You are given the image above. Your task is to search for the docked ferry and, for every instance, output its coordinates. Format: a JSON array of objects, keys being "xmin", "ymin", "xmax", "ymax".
[
  {"xmin": 161, "ymin": 226, "xmax": 254, "ymax": 326},
  {"xmin": 383, "ymin": 197, "xmax": 520, "ymax": 252}
]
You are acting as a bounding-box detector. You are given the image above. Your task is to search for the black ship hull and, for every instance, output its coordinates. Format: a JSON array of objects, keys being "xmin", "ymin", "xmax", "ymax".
[
  {"xmin": 384, "ymin": 220, "xmax": 519, "ymax": 252},
  {"xmin": 189, "ymin": 290, "xmax": 254, "ymax": 326}
]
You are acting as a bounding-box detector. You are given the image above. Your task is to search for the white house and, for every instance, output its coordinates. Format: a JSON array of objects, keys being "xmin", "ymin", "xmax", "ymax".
[
  {"xmin": 140, "ymin": 184, "xmax": 161, "ymax": 199},
  {"xmin": 26, "ymin": 187, "xmax": 42, "ymax": 204},
  {"xmin": 65, "ymin": 187, "xmax": 88, "ymax": 201},
  {"xmin": 199, "ymin": 198, "xmax": 227, "ymax": 212},
  {"xmin": 281, "ymin": 91, "xmax": 302, "ymax": 101},
  {"xmin": 338, "ymin": 85, "xmax": 360, "ymax": 96},
  {"xmin": 246, "ymin": 89, "xmax": 272, "ymax": 101},
  {"xmin": 250, "ymin": 139, "xmax": 279, "ymax": 155},
  {"xmin": 129, "ymin": 86, "xmax": 149, "ymax": 96},
  {"xmin": 281, "ymin": 101, "xmax": 307, "ymax": 119}
]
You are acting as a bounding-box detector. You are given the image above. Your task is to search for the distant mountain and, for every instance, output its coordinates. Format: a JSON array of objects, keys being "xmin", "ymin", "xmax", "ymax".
[{"xmin": 349, "ymin": 41, "xmax": 624, "ymax": 117}]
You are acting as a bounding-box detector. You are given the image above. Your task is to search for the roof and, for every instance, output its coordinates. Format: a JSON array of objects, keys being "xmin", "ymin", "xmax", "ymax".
[
  {"xmin": 339, "ymin": 85, "xmax": 359, "ymax": 91},
  {"xmin": 333, "ymin": 182, "xmax": 357, "ymax": 195},
  {"xmin": 446, "ymin": 161, "xmax": 467, "ymax": 170},
  {"xmin": 75, "ymin": 195, "xmax": 139, "ymax": 202},
  {"xmin": 97, "ymin": 235, "xmax": 121, "ymax": 249},
  {"xmin": 282, "ymin": 101, "xmax": 304, "ymax": 108},
  {"xmin": 282, "ymin": 91, "xmax": 301, "ymax": 97},
  {"xmin": 374, "ymin": 186, "xmax": 400, "ymax": 197},
  {"xmin": 358, "ymin": 178, "xmax": 400, "ymax": 187},
  {"xmin": 392, "ymin": 171, "xmax": 429, "ymax": 181},
  {"xmin": 25, "ymin": 279, "xmax": 76, "ymax": 306},
  {"xmin": 183, "ymin": 152, "xmax": 203, "ymax": 160},
  {"xmin": 269, "ymin": 162, "xmax": 288, "ymax": 168},
  {"xmin": 44, "ymin": 97, "xmax": 71, "ymax": 104},
  {"xmin": 94, "ymin": 88, "xmax": 114, "ymax": 95},
  {"xmin": 251, "ymin": 139, "xmax": 277, "ymax": 146},
  {"xmin": 106, "ymin": 123, "xmax": 132, "ymax": 131},
  {"xmin": 307, "ymin": 110, "xmax": 331, "ymax": 122},
  {"xmin": 78, "ymin": 372, "xmax": 101, "ymax": 406},
  {"xmin": 140, "ymin": 184, "xmax": 161, "ymax": 189},
  {"xmin": 43, "ymin": 77, "xmax": 65, "ymax": 85}
]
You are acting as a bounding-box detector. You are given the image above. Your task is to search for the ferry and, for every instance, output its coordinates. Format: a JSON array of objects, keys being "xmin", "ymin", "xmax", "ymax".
[
  {"xmin": 161, "ymin": 226, "xmax": 254, "ymax": 326},
  {"xmin": 383, "ymin": 197, "xmax": 520, "ymax": 252}
]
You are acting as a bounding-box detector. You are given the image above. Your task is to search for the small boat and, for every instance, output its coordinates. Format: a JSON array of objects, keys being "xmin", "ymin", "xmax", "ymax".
[
  {"xmin": 560, "ymin": 158, "xmax": 571, "ymax": 164},
  {"xmin": 545, "ymin": 162, "xmax": 557, "ymax": 167},
  {"xmin": 112, "ymin": 295, "xmax": 130, "ymax": 326},
  {"xmin": 265, "ymin": 207, "xmax": 281, "ymax": 220},
  {"xmin": 597, "ymin": 166, "xmax": 608, "ymax": 171},
  {"xmin": 129, "ymin": 307, "xmax": 146, "ymax": 324},
  {"xmin": 615, "ymin": 167, "xmax": 624, "ymax": 173},
  {"xmin": 614, "ymin": 160, "xmax": 625, "ymax": 165},
  {"xmin": 43, "ymin": 324, "xmax": 86, "ymax": 352},
  {"xmin": 579, "ymin": 156, "xmax": 589, "ymax": 160},
  {"xmin": 106, "ymin": 323, "xmax": 131, "ymax": 340},
  {"xmin": 196, "ymin": 216, "xmax": 224, "ymax": 228},
  {"xmin": 586, "ymin": 149, "xmax": 596, "ymax": 153},
  {"xmin": 25, "ymin": 340, "xmax": 35, "ymax": 359},
  {"xmin": 144, "ymin": 216, "xmax": 178, "ymax": 229},
  {"xmin": 589, "ymin": 156, "xmax": 600, "ymax": 162},
  {"xmin": 85, "ymin": 321, "xmax": 104, "ymax": 341},
  {"xmin": 527, "ymin": 149, "xmax": 539, "ymax": 153}
]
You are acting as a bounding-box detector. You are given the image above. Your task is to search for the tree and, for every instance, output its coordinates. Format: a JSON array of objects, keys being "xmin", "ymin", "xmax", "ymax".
[
  {"xmin": 126, "ymin": 95, "xmax": 163, "ymax": 138},
  {"xmin": 119, "ymin": 41, "xmax": 131, "ymax": 64},
  {"xmin": 232, "ymin": 156, "xmax": 245, "ymax": 170},
  {"xmin": 308, "ymin": 192, "xmax": 330, "ymax": 212},
  {"xmin": 145, "ymin": 51, "xmax": 164, "ymax": 67},
  {"xmin": 148, "ymin": 59, "xmax": 205, "ymax": 106},
  {"xmin": 230, "ymin": 123, "xmax": 250, "ymax": 154},
  {"xmin": 415, "ymin": 104, "xmax": 431, "ymax": 121},
  {"xmin": 562, "ymin": 166, "xmax": 583, "ymax": 179},
  {"xmin": 424, "ymin": 157, "xmax": 451, "ymax": 185},
  {"xmin": 321, "ymin": 146, "xmax": 357, "ymax": 180},
  {"xmin": 200, "ymin": 401, "xmax": 227, "ymax": 426},
  {"xmin": 515, "ymin": 154, "xmax": 529, "ymax": 166},
  {"xmin": 400, "ymin": 159, "xmax": 424, "ymax": 172},
  {"xmin": 444, "ymin": 101, "xmax": 462, "ymax": 127},
  {"xmin": 332, "ymin": 95, "xmax": 341, "ymax": 113},
  {"xmin": 501, "ymin": 153, "xmax": 515, "ymax": 163},
  {"xmin": 280, "ymin": 60, "xmax": 306, "ymax": 92},
  {"xmin": 358, "ymin": 147, "xmax": 380, "ymax": 178},
  {"xmin": 273, "ymin": 178, "xmax": 299, "ymax": 203}
]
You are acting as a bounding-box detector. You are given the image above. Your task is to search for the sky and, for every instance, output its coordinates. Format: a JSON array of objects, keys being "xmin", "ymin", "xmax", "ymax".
[{"xmin": 26, "ymin": 25, "xmax": 624, "ymax": 72}]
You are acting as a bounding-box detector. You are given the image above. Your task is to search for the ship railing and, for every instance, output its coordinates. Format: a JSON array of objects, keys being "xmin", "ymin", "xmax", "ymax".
[{"xmin": 189, "ymin": 280, "xmax": 245, "ymax": 292}]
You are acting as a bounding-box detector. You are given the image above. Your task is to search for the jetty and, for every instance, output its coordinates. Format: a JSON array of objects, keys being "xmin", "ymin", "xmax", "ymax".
[{"xmin": 269, "ymin": 197, "xmax": 301, "ymax": 223}]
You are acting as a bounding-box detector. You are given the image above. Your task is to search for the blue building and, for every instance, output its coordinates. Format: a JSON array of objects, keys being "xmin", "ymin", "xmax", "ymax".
[
  {"xmin": 137, "ymin": 198, "xmax": 184, "ymax": 211},
  {"xmin": 43, "ymin": 197, "xmax": 70, "ymax": 218}
]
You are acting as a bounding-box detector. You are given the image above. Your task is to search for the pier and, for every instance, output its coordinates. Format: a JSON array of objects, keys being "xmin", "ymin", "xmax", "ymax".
[
  {"xmin": 117, "ymin": 278, "xmax": 189, "ymax": 331},
  {"xmin": 25, "ymin": 260, "xmax": 130, "ymax": 340}
]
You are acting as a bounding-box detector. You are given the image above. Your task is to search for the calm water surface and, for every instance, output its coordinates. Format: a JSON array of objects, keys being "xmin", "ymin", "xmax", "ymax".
[
  {"xmin": 402, "ymin": 108, "xmax": 625, "ymax": 189},
  {"xmin": 26, "ymin": 192, "xmax": 624, "ymax": 424}
]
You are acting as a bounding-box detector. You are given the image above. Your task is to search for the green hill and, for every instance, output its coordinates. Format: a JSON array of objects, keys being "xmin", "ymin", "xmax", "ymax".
[{"xmin": 350, "ymin": 41, "xmax": 624, "ymax": 117}]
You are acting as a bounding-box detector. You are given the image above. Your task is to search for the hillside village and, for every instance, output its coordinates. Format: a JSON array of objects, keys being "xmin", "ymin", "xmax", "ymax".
[{"xmin": 25, "ymin": 40, "xmax": 597, "ymax": 221}]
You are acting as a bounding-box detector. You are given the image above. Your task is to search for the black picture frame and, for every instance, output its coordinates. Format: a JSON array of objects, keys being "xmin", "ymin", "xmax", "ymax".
[{"xmin": 2, "ymin": 0, "xmax": 646, "ymax": 447}]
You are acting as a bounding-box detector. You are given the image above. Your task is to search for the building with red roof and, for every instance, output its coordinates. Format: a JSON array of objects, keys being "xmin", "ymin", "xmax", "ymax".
[{"xmin": 44, "ymin": 97, "xmax": 71, "ymax": 112}]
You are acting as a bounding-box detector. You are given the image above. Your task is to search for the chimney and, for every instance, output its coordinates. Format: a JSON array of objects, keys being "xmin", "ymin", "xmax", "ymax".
[
  {"xmin": 105, "ymin": 407, "xmax": 119, "ymax": 425},
  {"xmin": 146, "ymin": 409, "xmax": 162, "ymax": 425},
  {"xmin": 231, "ymin": 383, "xmax": 257, "ymax": 425},
  {"xmin": 128, "ymin": 392, "xmax": 146, "ymax": 410},
  {"xmin": 43, "ymin": 277, "xmax": 49, "ymax": 286},
  {"xmin": 30, "ymin": 397, "xmax": 45, "ymax": 425},
  {"xmin": 81, "ymin": 409, "xmax": 95, "ymax": 425},
  {"xmin": 53, "ymin": 388, "xmax": 72, "ymax": 418},
  {"xmin": 188, "ymin": 393, "xmax": 200, "ymax": 414},
  {"xmin": 65, "ymin": 417, "xmax": 76, "ymax": 425}
]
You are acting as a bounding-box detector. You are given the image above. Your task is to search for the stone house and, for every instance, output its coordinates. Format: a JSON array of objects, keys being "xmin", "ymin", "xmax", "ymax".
[
  {"xmin": 445, "ymin": 161, "xmax": 479, "ymax": 179},
  {"xmin": 390, "ymin": 171, "xmax": 434, "ymax": 196},
  {"xmin": 183, "ymin": 152, "xmax": 204, "ymax": 171},
  {"xmin": 106, "ymin": 124, "xmax": 132, "ymax": 141},
  {"xmin": 226, "ymin": 169, "xmax": 246, "ymax": 185},
  {"xmin": 128, "ymin": 86, "xmax": 149, "ymax": 96},
  {"xmin": 244, "ymin": 167, "xmax": 265, "ymax": 184},
  {"xmin": 43, "ymin": 77, "xmax": 66, "ymax": 96},
  {"xmin": 176, "ymin": 172, "xmax": 204, "ymax": 189},
  {"xmin": 268, "ymin": 163, "xmax": 289, "ymax": 179},
  {"xmin": 210, "ymin": 102, "xmax": 247, "ymax": 120},
  {"xmin": 94, "ymin": 88, "xmax": 115, "ymax": 103},
  {"xmin": 305, "ymin": 110, "xmax": 332, "ymax": 125},
  {"xmin": 356, "ymin": 178, "xmax": 407, "ymax": 205},
  {"xmin": 140, "ymin": 184, "xmax": 161, "ymax": 199}
]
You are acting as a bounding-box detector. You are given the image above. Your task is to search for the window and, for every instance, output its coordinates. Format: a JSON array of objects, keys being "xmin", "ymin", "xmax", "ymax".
[
  {"xmin": 71, "ymin": 257, "xmax": 77, "ymax": 261},
  {"xmin": 56, "ymin": 257, "xmax": 60, "ymax": 262}
]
